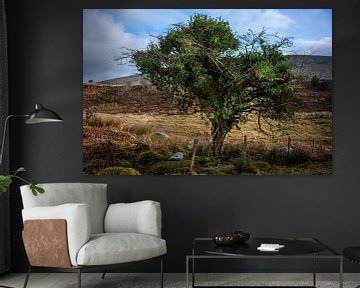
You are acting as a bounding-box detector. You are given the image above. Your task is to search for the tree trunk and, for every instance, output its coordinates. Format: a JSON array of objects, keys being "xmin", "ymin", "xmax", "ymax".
[{"xmin": 211, "ymin": 122, "xmax": 231, "ymax": 158}]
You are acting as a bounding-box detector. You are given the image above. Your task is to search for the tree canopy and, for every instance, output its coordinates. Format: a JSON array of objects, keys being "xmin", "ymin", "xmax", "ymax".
[{"xmin": 117, "ymin": 14, "xmax": 300, "ymax": 157}]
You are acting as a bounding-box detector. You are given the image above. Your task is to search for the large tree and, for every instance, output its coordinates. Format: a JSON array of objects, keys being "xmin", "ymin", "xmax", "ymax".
[{"xmin": 118, "ymin": 14, "xmax": 300, "ymax": 157}]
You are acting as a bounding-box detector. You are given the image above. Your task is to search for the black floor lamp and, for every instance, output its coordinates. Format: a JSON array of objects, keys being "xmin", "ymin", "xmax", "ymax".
[
  {"xmin": 0, "ymin": 103, "xmax": 62, "ymax": 288},
  {"xmin": 0, "ymin": 103, "xmax": 63, "ymax": 167}
]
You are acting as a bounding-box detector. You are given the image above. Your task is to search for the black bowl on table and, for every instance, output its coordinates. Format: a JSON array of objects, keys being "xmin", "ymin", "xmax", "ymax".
[{"xmin": 212, "ymin": 231, "xmax": 250, "ymax": 245}]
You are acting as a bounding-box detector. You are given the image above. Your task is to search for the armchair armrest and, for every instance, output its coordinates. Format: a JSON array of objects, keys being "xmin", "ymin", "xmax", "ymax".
[
  {"xmin": 104, "ymin": 200, "xmax": 162, "ymax": 237},
  {"xmin": 22, "ymin": 203, "xmax": 91, "ymax": 266},
  {"xmin": 23, "ymin": 219, "xmax": 71, "ymax": 268}
]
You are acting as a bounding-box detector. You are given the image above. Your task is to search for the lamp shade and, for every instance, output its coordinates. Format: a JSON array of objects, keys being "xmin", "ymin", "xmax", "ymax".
[{"xmin": 25, "ymin": 104, "xmax": 63, "ymax": 124}]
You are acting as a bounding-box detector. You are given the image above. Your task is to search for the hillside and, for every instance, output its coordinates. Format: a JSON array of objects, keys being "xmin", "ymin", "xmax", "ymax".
[
  {"xmin": 286, "ymin": 55, "xmax": 332, "ymax": 80},
  {"xmin": 83, "ymin": 84, "xmax": 189, "ymax": 114},
  {"xmin": 98, "ymin": 74, "xmax": 151, "ymax": 86},
  {"xmin": 83, "ymin": 81, "xmax": 331, "ymax": 115},
  {"xmin": 94, "ymin": 55, "xmax": 332, "ymax": 86}
]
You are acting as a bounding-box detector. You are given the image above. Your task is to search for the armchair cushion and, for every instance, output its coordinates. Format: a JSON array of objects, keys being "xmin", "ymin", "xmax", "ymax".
[
  {"xmin": 20, "ymin": 183, "xmax": 108, "ymax": 234},
  {"xmin": 104, "ymin": 200, "xmax": 162, "ymax": 237},
  {"xmin": 22, "ymin": 203, "xmax": 91, "ymax": 266},
  {"xmin": 76, "ymin": 233, "xmax": 167, "ymax": 266}
]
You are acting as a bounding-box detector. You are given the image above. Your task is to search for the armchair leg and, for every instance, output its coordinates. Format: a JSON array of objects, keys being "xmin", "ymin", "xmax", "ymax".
[
  {"xmin": 160, "ymin": 257, "xmax": 164, "ymax": 288},
  {"xmin": 101, "ymin": 270, "xmax": 107, "ymax": 279},
  {"xmin": 77, "ymin": 268, "xmax": 81, "ymax": 288},
  {"xmin": 23, "ymin": 266, "xmax": 31, "ymax": 288}
]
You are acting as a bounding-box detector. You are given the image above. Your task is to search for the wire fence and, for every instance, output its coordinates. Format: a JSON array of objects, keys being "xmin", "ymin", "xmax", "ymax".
[{"xmin": 83, "ymin": 134, "xmax": 332, "ymax": 175}]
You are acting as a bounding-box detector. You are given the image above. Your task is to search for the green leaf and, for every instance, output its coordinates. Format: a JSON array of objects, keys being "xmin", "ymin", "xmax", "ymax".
[
  {"xmin": 35, "ymin": 186, "xmax": 45, "ymax": 194},
  {"xmin": 29, "ymin": 182, "xmax": 41, "ymax": 196},
  {"xmin": 15, "ymin": 167, "xmax": 26, "ymax": 173},
  {"xmin": 0, "ymin": 175, "xmax": 13, "ymax": 192},
  {"xmin": 29, "ymin": 182, "xmax": 44, "ymax": 196}
]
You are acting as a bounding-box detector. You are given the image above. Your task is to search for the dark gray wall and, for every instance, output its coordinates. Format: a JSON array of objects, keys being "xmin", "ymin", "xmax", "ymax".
[{"xmin": 5, "ymin": 0, "xmax": 360, "ymax": 273}]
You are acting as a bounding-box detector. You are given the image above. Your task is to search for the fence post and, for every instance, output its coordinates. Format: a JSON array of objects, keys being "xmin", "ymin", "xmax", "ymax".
[
  {"xmin": 312, "ymin": 138, "xmax": 315, "ymax": 153},
  {"xmin": 287, "ymin": 136, "xmax": 291, "ymax": 162},
  {"xmin": 243, "ymin": 135, "xmax": 247, "ymax": 155},
  {"xmin": 190, "ymin": 139, "xmax": 199, "ymax": 175}
]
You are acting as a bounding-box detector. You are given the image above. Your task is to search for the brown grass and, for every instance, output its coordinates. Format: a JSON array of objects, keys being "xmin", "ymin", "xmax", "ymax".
[
  {"xmin": 85, "ymin": 112, "xmax": 332, "ymax": 155},
  {"xmin": 82, "ymin": 82, "xmax": 332, "ymax": 175}
]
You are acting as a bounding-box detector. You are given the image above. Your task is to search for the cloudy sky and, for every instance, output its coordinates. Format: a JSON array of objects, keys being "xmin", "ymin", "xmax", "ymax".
[{"xmin": 83, "ymin": 9, "xmax": 332, "ymax": 82}]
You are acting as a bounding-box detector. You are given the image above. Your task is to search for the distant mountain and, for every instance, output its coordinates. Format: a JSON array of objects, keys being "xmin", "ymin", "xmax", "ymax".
[
  {"xmin": 286, "ymin": 55, "xmax": 332, "ymax": 80},
  {"xmin": 98, "ymin": 74, "xmax": 151, "ymax": 86},
  {"xmin": 96, "ymin": 55, "xmax": 332, "ymax": 85}
]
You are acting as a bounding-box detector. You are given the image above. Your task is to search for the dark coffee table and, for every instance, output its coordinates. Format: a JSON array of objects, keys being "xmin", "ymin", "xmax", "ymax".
[{"xmin": 186, "ymin": 237, "xmax": 342, "ymax": 288}]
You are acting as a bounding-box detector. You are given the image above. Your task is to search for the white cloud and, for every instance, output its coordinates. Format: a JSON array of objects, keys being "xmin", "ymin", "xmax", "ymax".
[
  {"xmin": 205, "ymin": 9, "xmax": 295, "ymax": 33},
  {"xmin": 83, "ymin": 10, "xmax": 151, "ymax": 82},
  {"xmin": 261, "ymin": 10, "xmax": 295, "ymax": 30},
  {"xmin": 295, "ymin": 37, "xmax": 332, "ymax": 55},
  {"xmin": 111, "ymin": 9, "xmax": 296, "ymax": 36}
]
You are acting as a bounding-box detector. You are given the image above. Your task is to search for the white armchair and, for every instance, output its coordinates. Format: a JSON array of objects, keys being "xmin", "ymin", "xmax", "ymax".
[{"xmin": 20, "ymin": 183, "xmax": 166, "ymax": 288}]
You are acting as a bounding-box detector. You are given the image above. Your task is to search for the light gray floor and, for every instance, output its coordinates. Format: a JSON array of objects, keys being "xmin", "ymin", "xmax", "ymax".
[{"xmin": 1, "ymin": 273, "xmax": 360, "ymax": 288}]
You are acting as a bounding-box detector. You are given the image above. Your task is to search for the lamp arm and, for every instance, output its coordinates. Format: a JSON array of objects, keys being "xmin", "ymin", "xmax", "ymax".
[{"xmin": 0, "ymin": 114, "xmax": 28, "ymax": 169}]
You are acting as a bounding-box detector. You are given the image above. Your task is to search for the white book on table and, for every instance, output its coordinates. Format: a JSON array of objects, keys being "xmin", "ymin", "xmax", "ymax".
[{"xmin": 257, "ymin": 243, "xmax": 285, "ymax": 251}]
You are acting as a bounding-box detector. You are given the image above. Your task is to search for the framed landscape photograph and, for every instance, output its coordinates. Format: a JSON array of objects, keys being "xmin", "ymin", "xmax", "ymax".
[{"xmin": 83, "ymin": 9, "xmax": 332, "ymax": 176}]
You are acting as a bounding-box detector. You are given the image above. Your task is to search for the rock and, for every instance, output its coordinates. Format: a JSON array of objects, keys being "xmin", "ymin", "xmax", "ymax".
[
  {"xmin": 169, "ymin": 152, "xmax": 184, "ymax": 161},
  {"xmin": 154, "ymin": 132, "xmax": 170, "ymax": 139}
]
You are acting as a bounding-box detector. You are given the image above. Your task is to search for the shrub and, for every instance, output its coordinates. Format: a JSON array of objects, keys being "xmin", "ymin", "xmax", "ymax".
[
  {"xmin": 116, "ymin": 160, "xmax": 132, "ymax": 168},
  {"xmin": 103, "ymin": 118, "xmax": 121, "ymax": 127},
  {"xmin": 83, "ymin": 143, "xmax": 135, "ymax": 165},
  {"xmin": 127, "ymin": 124, "xmax": 152, "ymax": 135},
  {"xmin": 310, "ymin": 74, "xmax": 320, "ymax": 90},
  {"xmin": 83, "ymin": 159, "xmax": 107, "ymax": 174},
  {"xmin": 195, "ymin": 156, "xmax": 212, "ymax": 165},
  {"xmin": 100, "ymin": 166, "xmax": 141, "ymax": 175},
  {"xmin": 229, "ymin": 150, "xmax": 256, "ymax": 174},
  {"xmin": 318, "ymin": 79, "xmax": 330, "ymax": 91},
  {"xmin": 168, "ymin": 143, "xmax": 184, "ymax": 154},
  {"xmin": 86, "ymin": 115, "xmax": 104, "ymax": 127},
  {"xmin": 309, "ymin": 75, "xmax": 330, "ymax": 91},
  {"xmin": 152, "ymin": 160, "xmax": 191, "ymax": 175},
  {"xmin": 221, "ymin": 145, "xmax": 248, "ymax": 160},
  {"xmin": 195, "ymin": 143, "xmax": 212, "ymax": 156},
  {"xmin": 252, "ymin": 160, "xmax": 272, "ymax": 174},
  {"xmin": 197, "ymin": 164, "xmax": 235, "ymax": 175},
  {"xmin": 267, "ymin": 148, "xmax": 310, "ymax": 166},
  {"xmin": 137, "ymin": 151, "xmax": 165, "ymax": 166}
]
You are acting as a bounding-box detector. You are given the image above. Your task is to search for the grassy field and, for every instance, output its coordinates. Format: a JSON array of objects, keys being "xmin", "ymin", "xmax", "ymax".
[{"xmin": 83, "ymin": 103, "xmax": 332, "ymax": 175}]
